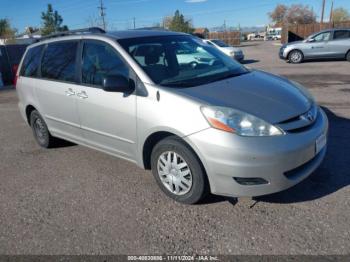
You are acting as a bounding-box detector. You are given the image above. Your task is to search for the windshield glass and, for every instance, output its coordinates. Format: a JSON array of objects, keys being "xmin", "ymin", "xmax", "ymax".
[
  {"xmin": 211, "ymin": 39, "xmax": 230, "ymax": 47},
  {"xmin": 118, "ymin": 35, "xmax": 248, "ymax": 87}
]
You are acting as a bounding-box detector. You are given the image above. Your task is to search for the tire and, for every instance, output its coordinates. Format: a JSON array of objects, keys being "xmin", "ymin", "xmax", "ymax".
[
  {"xmin": 150, "ymin": 136, "xmax": 209, "ymax": 204},
  {"xmin": 288, "ymin": 50, "xmax": 303, "ymax": 64},
  {"xmin": 30, "ymin": 110, "xmax": 56, "ymax": 148},
  {"xmin": 346, "ymin": 51, "xmax": 350, "ymax": 62}
]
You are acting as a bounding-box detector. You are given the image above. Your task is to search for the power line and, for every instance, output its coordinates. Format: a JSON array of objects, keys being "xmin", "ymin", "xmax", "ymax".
[{"xmin": 98, "ymin": 0, "xmax": 106, "ymax": 30}]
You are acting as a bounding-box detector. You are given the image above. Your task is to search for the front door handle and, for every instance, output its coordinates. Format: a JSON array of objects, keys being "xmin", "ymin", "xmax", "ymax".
[
  {"xmin": 77, "ymin": 91, "xmax": 88, "ymax": 99},
  {"xmin": 65, "ymin": 88, "xmax": 75, "ymax": 96}
]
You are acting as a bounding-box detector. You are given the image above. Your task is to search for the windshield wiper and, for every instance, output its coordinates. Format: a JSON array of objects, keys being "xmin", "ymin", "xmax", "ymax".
[
  {"xmin": 161, "ymin": 70, "xmax": 250, "ymax": 88},
  {"xmin": 162, "ymin": 80, "xmax": 196, "ymax": 87},
  {"xmin": 207, "ymin": 70, "xmax": 250, "ymax": 84}
]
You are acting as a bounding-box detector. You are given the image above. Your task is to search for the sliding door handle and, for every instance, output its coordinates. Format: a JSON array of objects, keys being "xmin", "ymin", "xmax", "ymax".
[
  {"xmin": 65, "ymin": 88, "xmax": 75, "ymax": 96},
  {"xmin": 77, "ymin": 91, "xmax": 88, "ymax": 99}
]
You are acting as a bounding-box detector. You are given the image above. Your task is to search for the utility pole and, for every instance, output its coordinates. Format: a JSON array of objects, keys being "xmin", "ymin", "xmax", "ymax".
[
  {"xmin": 320, "ymin": 0, "xmax": 326, "ymax": 24},
  {"xmin": 98, "ymin": 0, "xmax": 106, "ymax": 30},
  {"xmin": 133, "ymin": 17, "xmax": 136, "ymax": 29},
  {"xmin": 329, "ymin": 0, "xmax": 334, "ymax": 24}
]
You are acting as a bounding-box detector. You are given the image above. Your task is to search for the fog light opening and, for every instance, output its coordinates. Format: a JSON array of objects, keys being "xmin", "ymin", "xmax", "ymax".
[{"xmin": 233, "ymin": 177, "xmax": 268, "ymax": 185}]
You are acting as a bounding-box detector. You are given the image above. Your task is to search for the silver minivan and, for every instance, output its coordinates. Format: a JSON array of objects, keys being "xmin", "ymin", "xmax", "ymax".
[{"xmin": 16, "ymin": 28, "xmax": 328, "ymax": 204}]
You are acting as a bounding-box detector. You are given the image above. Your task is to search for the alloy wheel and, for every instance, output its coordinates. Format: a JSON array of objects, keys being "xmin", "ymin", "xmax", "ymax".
[{"xmin": 290, "ymin": 51, "xmax": 302, "ymax": 63}]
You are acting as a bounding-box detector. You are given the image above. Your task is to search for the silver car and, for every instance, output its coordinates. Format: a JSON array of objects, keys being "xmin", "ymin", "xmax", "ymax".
[
  {"xmin": 203, "ymin": 39, "xmax": 244, "ymax": 62},
  {"xmin": 280, "ymin": 29, "xmax": 350, "ymax": 63},
  {"xmin": 16, "ymin": 28, "xmax": 328, "ymax": 204}
]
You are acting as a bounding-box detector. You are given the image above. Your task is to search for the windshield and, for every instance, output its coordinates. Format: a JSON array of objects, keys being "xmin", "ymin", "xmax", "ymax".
[
  {"xmin": 211, "ymin": 39, "xmax": 230, "ymax": 47},
  {"xmin": 118, "ymin": 35, "xmax": 248, "ymax": 87}
]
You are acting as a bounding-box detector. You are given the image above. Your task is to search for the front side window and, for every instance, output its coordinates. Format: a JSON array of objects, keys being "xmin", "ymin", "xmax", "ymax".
[
  {"xmin": 41, "ymin": 41, "xmax": 78, "ymax": 82},
  {"xmin": 118, "ymin": 35, "xmax": 248, "ymax": 87},
  {"xmin": 20, "ymin": 45, "xmax": 43, "ymax": 77},
  {"xmin": 81, "ymin": 41, "xmax": 129, "ymax": 87},
  {"xmin": 313, "ymin": 32, "xmax": 331, "ymax": 42},
  {"xmin": 334, "ymin": 30, "xmax": 350, "ymax": 40}
]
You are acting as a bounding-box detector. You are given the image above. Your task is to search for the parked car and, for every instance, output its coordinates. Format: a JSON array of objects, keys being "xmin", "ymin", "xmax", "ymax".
[
  {"xmin": 280, "ymin": 28, "xmax": 350, "ymax": 63},
  {"xmin": 266, "ymin": 34, "xmax": 281, "ymax": 41},
  {"xmin": 16, "ymin": 28, "xmax": 328, "ymax": 204},
  {"xmin": 203, "ymin": 39, "xmax": 244, "ymax": 62},
  {"xmin": 0, "ymin": 44, "xmax": 28, "ymax": 85}
]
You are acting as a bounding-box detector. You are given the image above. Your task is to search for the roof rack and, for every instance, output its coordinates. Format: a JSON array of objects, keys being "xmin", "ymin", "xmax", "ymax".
[{"xmin": 39, "ymin": 27, "xmax": 106, "ymax": 41}]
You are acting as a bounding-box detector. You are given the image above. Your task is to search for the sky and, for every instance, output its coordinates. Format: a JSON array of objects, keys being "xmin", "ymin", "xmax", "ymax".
[{"xmin": 1, "ymin": 0, "xmax": 350, "ymax": 32}]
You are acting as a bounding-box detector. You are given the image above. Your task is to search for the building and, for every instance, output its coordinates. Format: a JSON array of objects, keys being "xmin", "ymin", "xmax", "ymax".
[{"xmin": 193, "ymin": 28, "xmax": 209, "ymax": 39}]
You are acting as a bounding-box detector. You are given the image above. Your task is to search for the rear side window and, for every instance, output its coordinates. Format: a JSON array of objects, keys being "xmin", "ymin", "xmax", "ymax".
[
  {"xmin": 81, "ymin": 41, "xmax": 129, "ymax": 87},
  {"xmin": 334, "ymin": 30, "xmax": 350, "ymax": 40},
  {"xmin": 20, "ymin": 45, "xmax": 43, "ymax": 77},
  {"xmin": 41, "ymin": 41, "xmax": 78, "ymax": 82}
]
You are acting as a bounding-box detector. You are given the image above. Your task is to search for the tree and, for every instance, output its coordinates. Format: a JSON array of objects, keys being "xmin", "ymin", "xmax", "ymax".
[
  {"xmin": 286, "ymin": 4, "xmax": 316, "ymax": 24},
  {"xmin": 268, "ymin": 4, "xmax": 288, "ymax": 25},
  {"xmin": 41, "ymin": 4, "xmax": 68, "ymax": 35},
  {"xmin": 162, "ymin": 16, "xmax": 173, "ymax": 29},
  {"xmin": 0, "ymin": 19, "xmax": 16, "ymax": 38},
  {"xmin": 332, "ymin": 7, "xmax": 350, "ymax": 23},
  {"xmin": 168, "ymin": 10, "xmax": 194, "ymax": 33},
  {"xmin": 268, "ymin": 4, "xmax": 316, "ymax": 25}
]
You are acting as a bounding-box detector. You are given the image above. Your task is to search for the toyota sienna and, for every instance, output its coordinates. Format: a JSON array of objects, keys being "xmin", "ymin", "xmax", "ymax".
[{"xmin": 16, "ymin": 28, "xmax": 328, "ymax": 204}]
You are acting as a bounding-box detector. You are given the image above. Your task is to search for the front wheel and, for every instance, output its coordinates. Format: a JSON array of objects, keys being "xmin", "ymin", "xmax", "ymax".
[
  {"xmin": 151, "ymin": 136, "xmax": 209, "ymax": 204},
  {"xmin": 288, "ymin": 50, "xmax": 303, "ymax": 64}
]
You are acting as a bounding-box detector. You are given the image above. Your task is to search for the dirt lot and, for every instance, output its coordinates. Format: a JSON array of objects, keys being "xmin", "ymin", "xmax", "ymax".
[{"xmin": 0, "ymin": 41, "xmax": 349, "ymax": 255}]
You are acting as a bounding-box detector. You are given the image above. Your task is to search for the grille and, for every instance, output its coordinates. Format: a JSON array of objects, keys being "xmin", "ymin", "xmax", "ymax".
[{"xmin": 276, "ymin": 104, "xmax": 318, "ymax": 133}]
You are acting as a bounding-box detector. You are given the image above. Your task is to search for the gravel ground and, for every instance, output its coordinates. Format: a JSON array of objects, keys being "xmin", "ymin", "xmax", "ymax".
[{"xmin": 0, "ymin": 41, "xmax": 349, "ymax": 255}]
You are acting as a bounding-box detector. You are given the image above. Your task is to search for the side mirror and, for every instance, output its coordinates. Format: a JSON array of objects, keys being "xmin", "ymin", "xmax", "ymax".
[
  {"xmin": 307, "ymin": 38, "xmax": 315, "ymax": 43},
  {"xmin": 102, "ymin": 75, "xmax": 135, "ymax": 93}
]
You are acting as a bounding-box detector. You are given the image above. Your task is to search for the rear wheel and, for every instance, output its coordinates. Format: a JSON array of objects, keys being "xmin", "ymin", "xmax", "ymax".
[
  {"xmin": 150, "ymin": 136, "xmax": 209, "ymax": 204},
  {"xmin": 30, "ymin": 110, "xmax": 56, "ymax": 148},
  {"xmin": 288, "ymin": 50, "xmax": 303, "ymax": 64}
]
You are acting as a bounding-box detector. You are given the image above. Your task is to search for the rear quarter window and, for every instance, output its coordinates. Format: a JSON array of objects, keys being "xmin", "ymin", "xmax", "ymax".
[
  {"xmin": 334, "ymin": 30, "xmax": 350, "ymax": 40},
  {"xmin": 20, "ymin": 45, "xmax": 44, "ymax": 77},
  {"xmin": 41, "ymin": 41, "xmax": 78, "ymax": 83}
]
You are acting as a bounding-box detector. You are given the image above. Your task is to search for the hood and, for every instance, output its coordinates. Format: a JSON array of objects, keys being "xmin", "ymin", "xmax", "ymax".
[
  {"xmin": 285, "ymin": 40, "xmax": 305, "ymax": 47},
  {"xmin": 175, "ymin": 70, "xmax": 311, "ymax": 124},
  {"xmin": 220, "ymin": 47, "xmax": 241, "ymax": 52}
]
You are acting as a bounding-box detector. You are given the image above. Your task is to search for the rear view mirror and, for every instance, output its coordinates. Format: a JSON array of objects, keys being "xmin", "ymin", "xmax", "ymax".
[{"xmin": 102, "ymin": 75, "xmax": 135, "ymax": 93}]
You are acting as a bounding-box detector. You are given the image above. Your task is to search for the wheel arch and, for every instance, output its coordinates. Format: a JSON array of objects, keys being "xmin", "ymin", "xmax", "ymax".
[
  {"xmin": 25, "ymin": 105, "xmax": 37, "ymax": 125},
  {"xmin": 346, "ymin": 49, "xmax": 350, "ymax": 59},
  {"xmin": 142, "ymin": 131, "xmax": 180, "ymax": 170},
  {"xmin": 142, "ymin": 130, "xmax": 207, "ymax": 175}
]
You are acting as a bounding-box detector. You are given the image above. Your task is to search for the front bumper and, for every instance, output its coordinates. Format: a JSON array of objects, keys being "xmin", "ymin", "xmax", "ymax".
[
  {"xmin": 279, "ymin": 47, "xmax": 290, "ymax": 60},
  {"xmin": 185, "ymin": 109, "xmax": 328, "ymax": 197}
]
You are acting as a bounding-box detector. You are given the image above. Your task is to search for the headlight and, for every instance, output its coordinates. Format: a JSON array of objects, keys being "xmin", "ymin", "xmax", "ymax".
[{"xmin": 201, "ymin": 106, "xmax": 284, "ymax": 136}]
